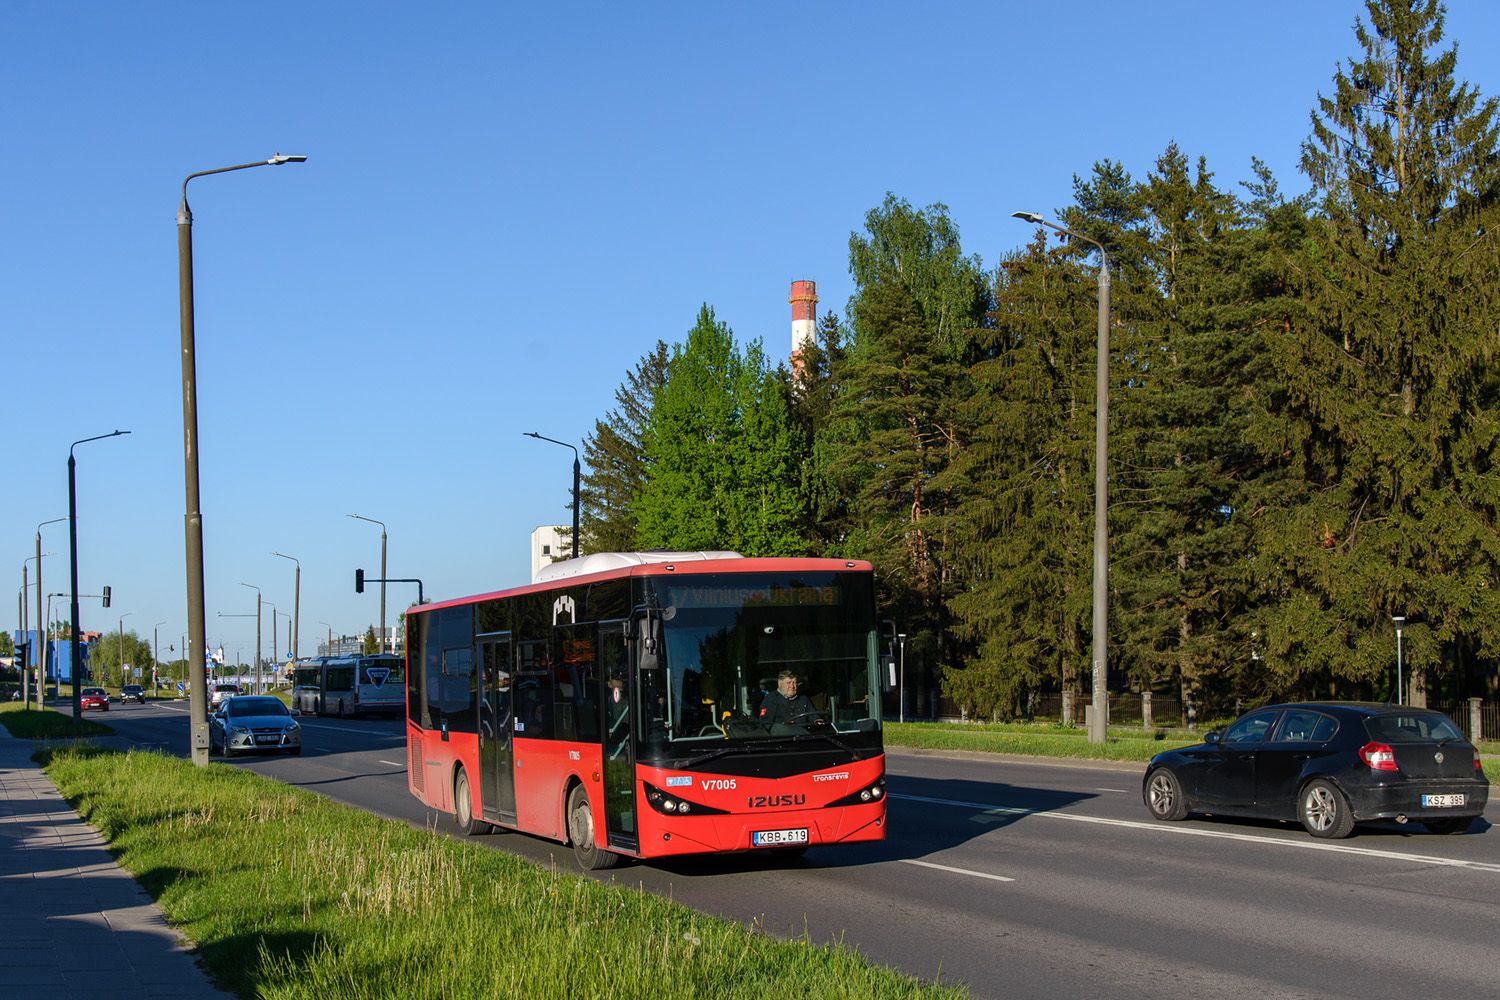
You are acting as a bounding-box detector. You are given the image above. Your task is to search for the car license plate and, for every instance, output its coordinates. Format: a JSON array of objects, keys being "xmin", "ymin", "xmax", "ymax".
[
  {"xmin": 1422, "ymin": 794, "xmax": 1466, "ymax": 808},
  {"xmin": 256, "ymin": 736, "xmax": 279, "ymax": 745},
  {"xmin": 752, "ymin": 828, "xmax": 808, "ymax": 847}
]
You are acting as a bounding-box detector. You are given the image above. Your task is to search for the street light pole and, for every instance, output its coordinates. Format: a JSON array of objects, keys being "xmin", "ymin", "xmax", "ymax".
[
  {"xmin": 24, "ymin": 545, "xmax": 58, "ymax": 709},
  {"xmin": 179, "ymin": 152, "xmax": 307, "ymax": 765},
  {"xmin": 69, "ymin": 431, "xmax": 130, "ymax": 722},
  {"xmin": 35, "ymin": 518, "xmax": 67, "ymax": 709},
  {"xmin": 265, "ymin": 602, "xmax": 278, "ymax": 678},
  {"xmin": 523, "ymin": 432, "xmax": 581, "ymax": 559},
  {"xmin": 897, "ymin": 633, "xmax": 907, "ymax": 724},
  {"xmin": 153, "ymin": 621, "xmax": 168, "ymax": 695},
  {"xmin": 117, "ymin": 612, "xmax": 134, "ymax": 689},
  {"xmin": 1392, "ymin": 615, "xmax": 1406, "ymax": 705},
  {"xmin": 272, "ymin": 552, "xmax": 300, "ymax": 675},
  {"xmin": 348, "ymin": 515, "xmax": 387, "ymax": 653},
  {"xmin": 1013, "ymin": 211, "xmax": 1112, "ymax": 744},
  {"xmin": 239, "ymin": 583, "xmax": 261, "ymax": 695},
  {"xmin": 317, "ymin": 620, "xmax": 334, "ymax": 657}
]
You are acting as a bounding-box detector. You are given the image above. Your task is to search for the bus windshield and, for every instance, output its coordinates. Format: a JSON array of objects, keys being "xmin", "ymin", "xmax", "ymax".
[{"xmin": 637, "ymin": 571, "xmax": 878, "ymax": 750}]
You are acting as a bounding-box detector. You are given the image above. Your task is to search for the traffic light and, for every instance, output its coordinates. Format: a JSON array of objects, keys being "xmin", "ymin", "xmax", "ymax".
[
  {"xmin": 102, "ymin": 585, "xmax": 111, "ymax": 609},
  {"xmin": 355, "ymin": 569, "xmax": 364, "ymax": 594}
]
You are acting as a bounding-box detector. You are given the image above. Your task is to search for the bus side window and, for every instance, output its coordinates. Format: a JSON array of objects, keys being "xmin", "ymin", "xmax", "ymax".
[
  {"xmin": 515, "ymin": 640, "xmax": 552, "ymax": 739},
  {"xmin": 437, "ymin": 647, "xmax": 475, "ymax": 732}
]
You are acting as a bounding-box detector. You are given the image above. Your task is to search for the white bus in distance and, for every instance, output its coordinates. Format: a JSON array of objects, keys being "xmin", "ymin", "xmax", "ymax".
[{"xmin": 291, "ymin": 654, "xmax": 405, "ymax": 718}]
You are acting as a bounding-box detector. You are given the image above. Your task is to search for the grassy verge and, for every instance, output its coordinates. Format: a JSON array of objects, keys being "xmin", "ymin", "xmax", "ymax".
[
  {"xmin": 0, "ymin": 702, "xmax": 113, "ymax": 739},
  {"xmin": 41, "ymin": 746, "xmax": 965, "ymax": 1000},
  {"xmin": 883, "ymin": 721, "xmax": 1500, "ymax": 783},
  {"xmin": 883, "ymin": 721, "xmax": 1197, "ymax": 763}
]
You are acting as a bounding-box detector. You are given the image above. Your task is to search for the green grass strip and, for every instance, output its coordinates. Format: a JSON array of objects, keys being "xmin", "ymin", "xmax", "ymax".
[
  {"xmin": 0, "ymin": 702, "xmax": 113, "ymax": 739},
  {"xmin": 884, "ymin": 722, "xmax": 1500, "ymax": 783},
  {"xmin": 883, "ymin": 722, "xmax": 1197, "ymax": 763},
  {"xmin": 40, "ymin": 745, "xmax": 966, "ymax": 1000}
]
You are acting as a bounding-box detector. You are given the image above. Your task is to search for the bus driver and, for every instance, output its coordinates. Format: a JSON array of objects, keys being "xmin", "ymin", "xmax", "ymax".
[{"xmin": 759, "ymin": 669, "xmax": 818, "ymax": 725}]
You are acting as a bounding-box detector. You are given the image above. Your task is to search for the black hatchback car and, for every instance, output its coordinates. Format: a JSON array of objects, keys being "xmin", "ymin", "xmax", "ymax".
[{"xmin": 1143, "ymin": 702, "xmax": 1488, "ymax": 838}]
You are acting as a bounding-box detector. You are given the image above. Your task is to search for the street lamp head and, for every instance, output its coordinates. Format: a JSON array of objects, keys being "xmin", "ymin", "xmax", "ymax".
[
  {"xmin": 70, "ymin": 429, "xmax": 131, "ymax": 460},
  {"xmin": 1012, "ymin": 211, "xmax": 1045, "ymax": 224},
  {"xmin": 268, "ymin": 153, "xmax": 308, "ymax": 165}
]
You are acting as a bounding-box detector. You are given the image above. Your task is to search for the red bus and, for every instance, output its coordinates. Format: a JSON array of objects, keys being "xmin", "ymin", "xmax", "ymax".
[{"xmin": 404, "ymin": 551, "xmax": 888, "ymax": 869}]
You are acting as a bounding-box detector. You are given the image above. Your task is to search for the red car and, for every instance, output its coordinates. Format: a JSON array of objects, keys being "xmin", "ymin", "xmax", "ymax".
[{"xmin": 80, "ymin": 687, "xmax": 109, "ymax": 711}]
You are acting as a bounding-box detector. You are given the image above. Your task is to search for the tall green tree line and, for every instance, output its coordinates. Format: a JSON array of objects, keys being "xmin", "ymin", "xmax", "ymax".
[{"xmin": 580, "ymin": 1, "xmax": 1500, "ymax": 717}]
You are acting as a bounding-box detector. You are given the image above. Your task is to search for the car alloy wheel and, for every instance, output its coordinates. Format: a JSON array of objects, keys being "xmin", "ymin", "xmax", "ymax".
[
  {"xmin": 1146, "ymin": 768, "xmax": 1188, "ymax": 821},
  {"xmin": 1299, "ymin": 779, "xmax": 1354, "ymax": 839}
]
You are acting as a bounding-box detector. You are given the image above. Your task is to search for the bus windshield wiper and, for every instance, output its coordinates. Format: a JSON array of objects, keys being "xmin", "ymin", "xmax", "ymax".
[
  {"xmin": 679, "ymin": 740, "xmax": 781, "ymax": 768},
  {"xmin": 789, "ymin": 731, "xmax": 857, "ymax": 755}
]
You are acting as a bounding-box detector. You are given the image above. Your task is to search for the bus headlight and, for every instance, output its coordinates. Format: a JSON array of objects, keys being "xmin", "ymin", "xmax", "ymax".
[
  {"xmin": 642, "ymin": 781, "xmax": 727, "ymax": 816},
  {"xmin": 830, "ymin": 778, "xmax": 886, "ymax": 808}
]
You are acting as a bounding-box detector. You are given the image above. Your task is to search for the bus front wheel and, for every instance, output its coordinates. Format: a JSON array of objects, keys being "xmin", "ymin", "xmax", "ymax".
[
  {"xmin": 567, "ymin": 784, "xmax": 620, "ymax": 871},
  {"xmin": 453, "ymin": 767, "xmax": 488, "ymax": 836}
]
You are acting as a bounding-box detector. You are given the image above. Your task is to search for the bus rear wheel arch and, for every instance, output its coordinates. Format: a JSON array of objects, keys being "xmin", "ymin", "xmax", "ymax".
[{"xmin": 566, "ymin": 783, "xmax": 620, "ymax": 871}]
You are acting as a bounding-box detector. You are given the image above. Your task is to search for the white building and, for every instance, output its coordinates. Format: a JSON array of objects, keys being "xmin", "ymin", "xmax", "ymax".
[{"xmin": 531, "ymin": 525, "xmax": 568, "ymax": 582}]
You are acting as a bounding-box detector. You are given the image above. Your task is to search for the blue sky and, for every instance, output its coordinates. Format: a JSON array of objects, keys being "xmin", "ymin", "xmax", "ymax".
[{"xmin": 6, "ymin": 1, "xmax": 1498, "ymax": 665}]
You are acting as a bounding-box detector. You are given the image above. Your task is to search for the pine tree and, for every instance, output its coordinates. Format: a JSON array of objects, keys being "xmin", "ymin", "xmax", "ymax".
[
  {"xmin": 580, "ymin": 341, "xmax": 669, "ymax": 554},
  {"xmin": 633, "ymin": 306, "xmax": 805, "ymax": 555},
  {"xmin": 945, "ymin": 230, "xmax": 1100, "ymax": 717},
  {"xmin": 827, "ymin": 195, "xmax": 991, "ymax": 715},
  {"xmin": 1254, "ymin": 0, "xmax": 1500, "ymax": 702},
  {"xmin": 1111, "ymin": 146, "xmax": 1305, "ymax": 710},
  {"xmin": 790, "ymin": 311, "xmax": 851, "ymax": 552}
]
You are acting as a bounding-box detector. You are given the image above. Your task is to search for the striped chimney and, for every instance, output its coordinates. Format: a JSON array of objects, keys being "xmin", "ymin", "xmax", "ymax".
[{"xmin": 789, "ymin": 279, "xmax": 817, "ymax": 378}]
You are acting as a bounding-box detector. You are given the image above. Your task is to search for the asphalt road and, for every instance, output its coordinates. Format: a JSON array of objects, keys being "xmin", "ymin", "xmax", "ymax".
[{"xmin": 82, "ymin": 699, "xmax": 1500, "ymax": 999}]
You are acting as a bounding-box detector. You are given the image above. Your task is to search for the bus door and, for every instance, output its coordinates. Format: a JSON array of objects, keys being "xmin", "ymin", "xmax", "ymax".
[
  {"xmin": 478, "ymin": 634, "xmax": 516, "ymax": 825},
  {"xmin": 600, "ymin": 623, "xmax": 636, "ymax": 851}
]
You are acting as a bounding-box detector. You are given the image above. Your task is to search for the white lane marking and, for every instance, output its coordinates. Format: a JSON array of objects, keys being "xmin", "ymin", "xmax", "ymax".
[
  {"xmin": 890, "ymin": 792, "xmax": 1500, "ymax": 874},
  {"xmin": 1095, "ymin": 787, "xmax": 1128, "ymax": 793},
  {"xmin": 379, "ymin": 760, "xmax": 405, "ymax": 767},
  {"xmin": 901, "ymin": 858, "xmax": 1015, "ymax": 882}
]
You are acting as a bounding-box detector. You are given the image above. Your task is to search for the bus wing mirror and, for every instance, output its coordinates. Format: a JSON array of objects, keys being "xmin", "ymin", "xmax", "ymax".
[
  {"xmin": 635, "ymin": 615, "xmax": 662, "ymax": 670},
  {"xmin": 881, "ymin": 654, "xmax": 897, "ymax": 692}
]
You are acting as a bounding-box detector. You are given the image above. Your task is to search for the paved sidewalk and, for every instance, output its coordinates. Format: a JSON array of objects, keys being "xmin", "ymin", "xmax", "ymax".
[{"xmin": 0, "ymin": 730, "xmax": 235, "ymax": 1000}]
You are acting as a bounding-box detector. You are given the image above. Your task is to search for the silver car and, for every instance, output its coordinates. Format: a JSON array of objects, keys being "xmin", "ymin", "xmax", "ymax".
[{"xmin": 209, "ymin": 696, "xmax": 301, "ymax": 757}]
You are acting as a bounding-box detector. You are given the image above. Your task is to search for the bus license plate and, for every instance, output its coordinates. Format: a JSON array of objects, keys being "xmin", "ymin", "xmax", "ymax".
[
  {"xmin": 752, "ymin": 828, "xmax": 808, "ymax": 847},
  {"xmin": 1422, "ymin": 794, "xmax": 1466, "ymax": 808}
]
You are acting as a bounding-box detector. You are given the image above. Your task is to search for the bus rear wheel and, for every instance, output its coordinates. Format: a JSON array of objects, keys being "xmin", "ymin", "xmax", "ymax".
[
  {"xmin": 567, "ymin": 784, "xmax": 620, "ymax": 871},
  {"xmin": 453, "ymin": 767, "xmax": 488, "ymax": 836}
]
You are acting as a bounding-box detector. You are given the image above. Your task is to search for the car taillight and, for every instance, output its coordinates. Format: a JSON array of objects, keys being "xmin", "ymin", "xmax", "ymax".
[{"xmin": 1359, "ymin": 741, "xmax": 1398, "ymax": 771}]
